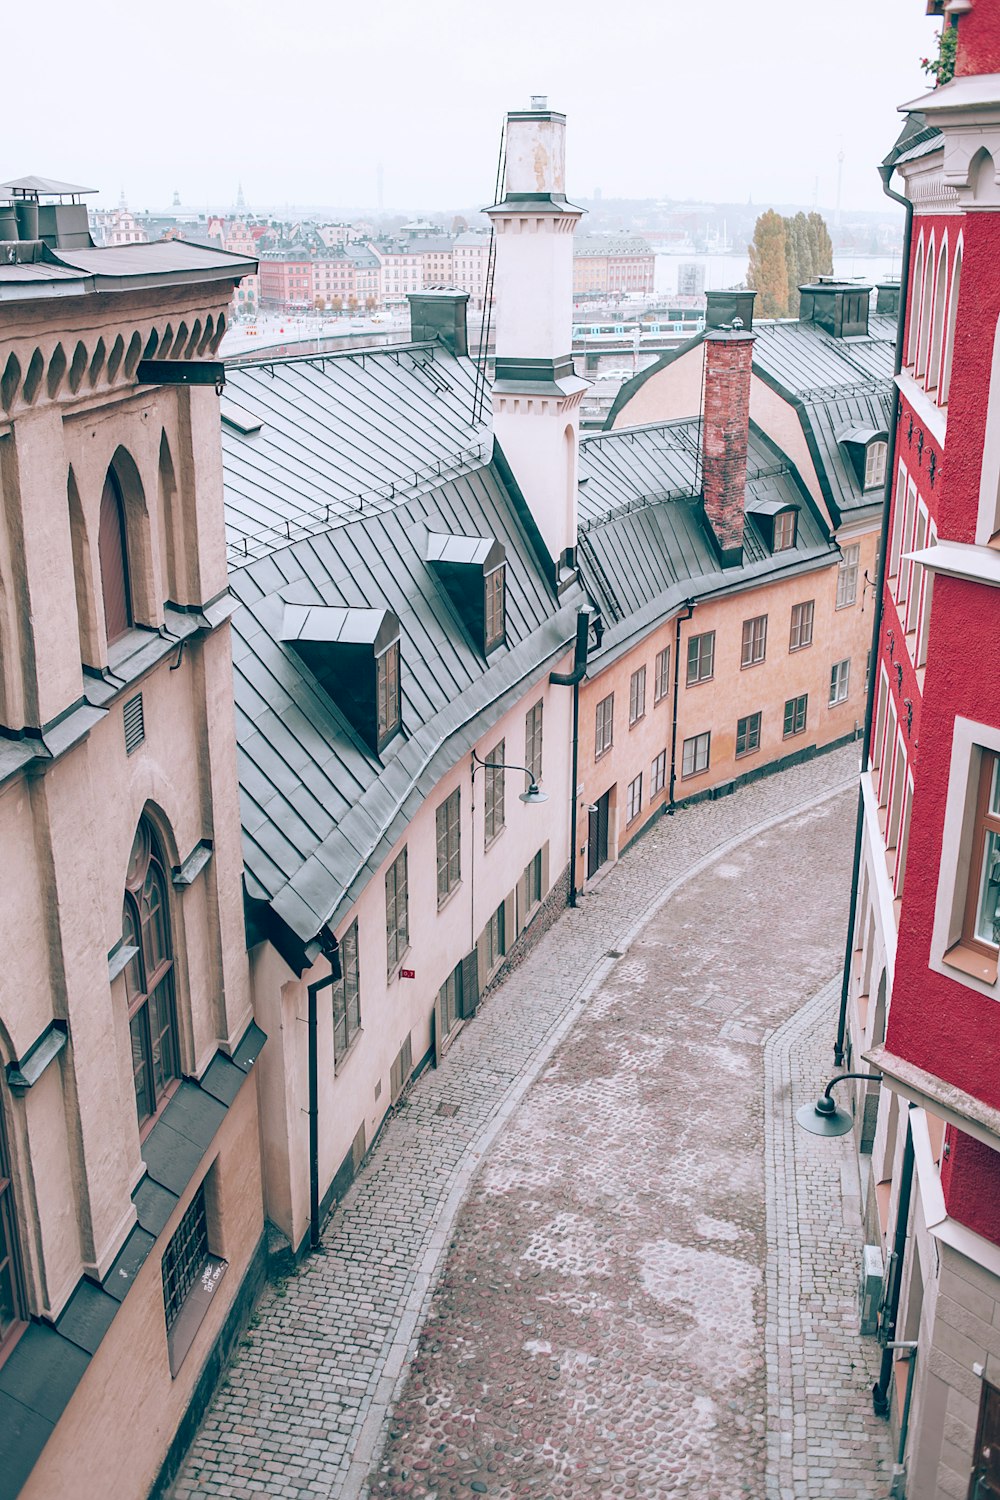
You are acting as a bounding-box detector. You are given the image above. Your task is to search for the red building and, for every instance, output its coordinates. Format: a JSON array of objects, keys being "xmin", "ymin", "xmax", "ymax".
[{"xmin": 843, "ymin": 5, "xmax": 1000, "ymax": 1496}]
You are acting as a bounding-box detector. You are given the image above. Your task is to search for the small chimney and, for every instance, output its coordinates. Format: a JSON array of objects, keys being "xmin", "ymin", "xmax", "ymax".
[
  {"xmin": 875, "ymin": 281, "xmax": 901, "ymax": 318},
  {"xmin": 798, "ymin": 279, "xmax": 873, "ymax": 338},
  {"xmin": 705, "ymin": 288, "xmax": 756, "ymax": 333},
  {"xmin": 407, "ymin": 289, "xmax": 469, "ymax": 357},
  {"xmin": 701, "ymin": 326, "xmax": 755, "ymax": 568}
]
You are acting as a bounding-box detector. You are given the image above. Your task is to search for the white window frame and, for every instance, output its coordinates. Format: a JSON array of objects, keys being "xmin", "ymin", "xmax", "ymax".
[
  {"xmin": 864, "ymin": 441, "xmax": 887, "ymax": 491},
  {"xmin": 930, "ymin": 718, "xmax": 1000, "ymax": 999},
  {"xmin": 682, "ymin": 730, "xmax": 710, "ymax": 778},
  {"xmin": 829, "ymin": 660, "xmax": 850, "ymax": 706},
  {"xmin": 836, "ymin": 543, "xmax": 861, "ymax": 610},
  {"xmin": 626, "ymin": 773, "xmax": 642, "ymax": 825}
]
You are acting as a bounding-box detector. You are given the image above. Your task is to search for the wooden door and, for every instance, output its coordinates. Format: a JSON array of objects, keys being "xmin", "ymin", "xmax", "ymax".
[{"xmin": 970, "ymin": 1381, "xmax": 1000, "ymax": 1500}]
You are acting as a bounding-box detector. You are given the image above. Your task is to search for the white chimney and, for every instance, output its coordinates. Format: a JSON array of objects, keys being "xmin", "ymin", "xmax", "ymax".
[{"xmin": 486, "ymin": 103, "xmax": 586, "ymax": 578}]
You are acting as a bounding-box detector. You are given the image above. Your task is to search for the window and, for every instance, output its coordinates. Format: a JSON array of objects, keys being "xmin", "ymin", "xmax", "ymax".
[
  {"xmin": 0, "ymin": 1107, "xmax": 27, "ymax": 1357},
  {"xmin": 525, "ymin": 849, "xmax": 543, "ymax": 911},
  {"xmin": 783, "ymin": 694, "xmax": 808, "ymax": 738},
  {"xmin": 438, "ymin": 963, "xmax": 463, "ymax": 1041},
  {"xmin": 789, "ymin": 600, "xmax": 814, "ymax": 652},
  {"xmin": 629, "ymin": 665, "xmax": 646, "ymax": 725},
  {"xmin": 436, "ymin": 788, "xmax": 461, "ymax": 905},
  {"xmin": 736, "ymin": 712, "xmax": 762, "ymax": 757},
  {"xmin": 122, "ymin": 819, "xmax": 180, "ymax": 1130},
  {"xmin": 333, "ymin": 921, "xmax": 361, "ymax": 1059},
  {"xmin": 682, "ymin": 731, "xmax": 710, "ymax": 778},
  {"xmin": 484, "ymin": 739, "xmax": 506, "ymax": 845},
  {"xmin": 595, "ymin": 693, "xmax": 614, "ymax": 757},
  {"xmin": 773, "ymin": 510, "xmax": 797, "ymax": 551},
  {"xmin": 741, "ymin": 615, "xmax": 767, "ymax": 668},
  {"xmin": 965, "ymin": 753, "xmax": 1000, "ymax": 956},
  {"xmin": 386, "ymin": 848, "xmax": 409, "ymax": 973},
  {"xmin": 485, "ymin": 903, "xmax": 506, "ymax": 973},
  {"xmin": 864, "ymin": 442, "xmax": 887, "ymax": 491},
  {"xmin": 377, "ymin": 641, "xmax": 401, "ymax": 745},
  {"xmin": 484, "ymin": 564, "xmax": 506, "ymax": 652},
  {"xmin": 829, "ymin": 660, "xmax": 851, "ymax": 705},
  {"xmin": 162, "ymin": 1185, "xmax": 210, "ymax": 1333},
  {"xmin": 99, "ymin": 468, "xmax": 132, "ymax": 644},
  {"xmin": 654, "ymin": 647, "xmax": 670, "ymax": 704},
  {"xmin": 836, "ymin": 543, "xmax": 860, "ymax": 609},
  {"xmin": 525, "ymin": 701, "xmax": 543, "ymax": 785},
  {"xmin": 687, "ymin": 631, "xmax": 715, "ymax": 685},
  {"xmin": 651, "ymin": 749, "xmax": 667, "ymax": 797},
  {"xmin": 626, "ymin": 773, "xmax": 643, "ymax": 824}
]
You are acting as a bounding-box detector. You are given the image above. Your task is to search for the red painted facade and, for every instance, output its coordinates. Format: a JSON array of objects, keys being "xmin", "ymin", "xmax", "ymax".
[{"xmin": 878, "ymin": 10, "xmax": 1000, "ymax": 1241}]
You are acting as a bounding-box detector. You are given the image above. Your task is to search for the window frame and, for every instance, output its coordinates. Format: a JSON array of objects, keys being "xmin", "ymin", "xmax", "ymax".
[
  {"xmin": 98, "ymin": 467, "xmax": 133, "ymax": 645},
  {"xmin": 485, "ymin": 902, "xmax": 506, "ymax": 974},
  {"xmin": 736, "ymin": 711, "xmax": 762, "ymax": 758},
  {"xmin": 783, "ymin": 694, "xmax": 808, "ymax": 739},
  {"xmin": 829, "ymin": 660, "xmax": 851, "ymax": 706},
  {"xmin": 332, "ymin": 920, "xmax": 362, "ymax": 1062},
  {"xmin": 651, "ymin": 749, "xmax": 667, "ymax": 798},
  {"xmin": 653, "ymin": 646, "xmax": 670, "ymax": 704},
  {"xmin": 436, "ymin": 788, "xmax": 462, "ymax": 906},
  {"xmin": 0, "ymin": 1106, "xmax": 27, "ymax": 1364},
  {"xmin": 595, "ymin": 693, "xmax": 614, "ymax": 758},
  {"xmin": 686, "ymin": 631, "xmax": 715, "ymax": 686},
  {"xmin": 681, "ymin": 730, "xmax": 710, "ymax": 779},
  {"xmin": 629, "ymin": 665, "xmax": 646, "ymax": 726},
  {"xmin": 122, "ymin": 819, "xmax": 181, "ymax": 1135},
  {"xmin": 789, "ymin": 600, "xmax": 814, "ymax": 652},
  {"xmin": 385, "ymin": 847, "xmax": 409, "ymax": 975},
  {"xmin": 773, "ymin": 509, "xmax": 797, "ymax": 552},
  {"xmin": 864, "ymin": 441, "xmax": 888, "ymax": 491},
  {"xmin": 626, "ymin": 772, "xmax": 643, "ymax": 825},
  {"xmin": 484, "ymin": 738, "xmax": 506, "ymax": 847},
  {"xmin": 837, "ymin": 543, "xmax": 861, "ymax": 610},
  {"xmin": 376, "ymin": 639, "xmax": 401, "ymax": 748},
  {"xmin": 740, "ymin": 615, "xmax": 767, "ymax": 669},
  {"xmin": 484, "ymin": 564, "xmax": 506, "ymax": 653},
  {"xmin": 525, "ymin": 849, "xmax": 544, "ymax": 913}
]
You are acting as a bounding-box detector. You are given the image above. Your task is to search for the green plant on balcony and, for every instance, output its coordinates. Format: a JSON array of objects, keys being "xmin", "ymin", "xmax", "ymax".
[{"xmin": 921, "ymin": 25, "xmax": 958, "ymax": 87}]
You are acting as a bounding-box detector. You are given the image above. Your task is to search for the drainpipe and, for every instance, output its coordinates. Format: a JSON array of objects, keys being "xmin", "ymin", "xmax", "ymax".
[
  {"xmin": 550, "ymin": 609, "xmax": 593, "ymax": 908},
  {"xmin": 307, "ymin": 930, "xmax": 342, "ymax": 1252},
  {"xmin": 668, "ymin": 604, "xmax": 695, "ymax": 814},
  {"xmin": 834, "ymin": 164, "xmax": 914, "ymax": 1068},
  {"xmin": 873, "ymin": 1111, "xmax": 915, "ymax": 1419}
]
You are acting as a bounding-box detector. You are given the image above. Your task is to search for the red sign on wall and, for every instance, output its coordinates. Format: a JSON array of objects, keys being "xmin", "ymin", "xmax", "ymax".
[{"xmin": 399, "ymin": 968, "xmax": 415, "ymax": 980}]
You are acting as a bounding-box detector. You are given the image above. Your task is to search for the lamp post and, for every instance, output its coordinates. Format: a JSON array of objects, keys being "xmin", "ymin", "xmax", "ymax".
[{"xmin": 470, "ymin": 748, "xmax": 549, "ymax": 804}]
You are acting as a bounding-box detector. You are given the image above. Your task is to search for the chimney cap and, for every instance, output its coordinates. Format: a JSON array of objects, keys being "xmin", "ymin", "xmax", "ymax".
[{"xmin": 530, "ymin": 94, "xmax": 549, "ymax": 110}]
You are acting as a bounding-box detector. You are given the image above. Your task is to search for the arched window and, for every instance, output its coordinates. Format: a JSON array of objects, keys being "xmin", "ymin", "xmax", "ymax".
[
  {"xmin": 98, "ymin": 467, "xmax": 132, "ymax": 644},
  {"xmin": 906, "ymin": 237, "xmax": 924, "ymax": 369},
  {"xmin": 915, "ymin": 235, "xmax": 936, "ymax": 379},
  {"xmin": 0, "ymin": 1103, "xmax": 27, "ymax": 1355},
  {"xmin": 122, "ymin": 819, "xmax": 179, "ymax": 1129},
  {"xmin": 927, "ymin": 239, "xmax": 949, "ymax": 392}
]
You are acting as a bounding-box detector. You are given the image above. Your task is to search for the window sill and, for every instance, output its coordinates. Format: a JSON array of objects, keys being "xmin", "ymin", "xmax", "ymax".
[
  {"xmin": 436, "ymin": 881, "xmax": 463, "ymax": 915},
  {"xmin": 594, "ymin": 745, "xmax": 613, "ymax": 762},
  {"xmin": 681, "ymin": 767, "xmax": 709, "ymax": 781},
  {"xmin": 943, "ymin": 943, "xmax": 998, "ymax": 986},
  {"xmin": 334, "ymin": 1027, "xmax": 365, "ymax": 1076},
  {"xmin": 789, "ymin": 642, "xmax": 813, "ymax": 653},
  {"xmin": 686, "ymin": 676, "xmax": 714, "ymax": 688},
  {"xmin": 740, "ymin": 660, "xmax": 765, "ymax": 671},
  {"xmin": 782, "ymin": 731, "xmax": 807, "ymax": 742},
  {"xmin": 834, "ymin": 601, "xmax": 858, "ymax": 612},
  {"xmin": 167, "ymin": 1254, "xmax": 228, "ymax": 1377},
  {"xmin": 484, "ymin": 826, "xmax": 506, "ymax": 853},
  {"xmin": 735, "ymin": 747, "xmax": 761, "ymax": 760},
  {"xmin": 628, "ymin": 715, "xmax": 645, "ymax": 730}
]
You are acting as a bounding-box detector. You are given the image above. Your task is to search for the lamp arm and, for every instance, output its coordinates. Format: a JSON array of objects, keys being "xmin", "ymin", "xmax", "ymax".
[{"xmin": 822, "ymin": 1071, "xmax": 882, "ymax": 1103}]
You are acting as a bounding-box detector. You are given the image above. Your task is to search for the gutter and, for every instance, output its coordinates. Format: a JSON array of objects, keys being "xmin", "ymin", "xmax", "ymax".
[{"xmin": 834, "ymin": 161, "xmax": 913, "ymax": 1068}]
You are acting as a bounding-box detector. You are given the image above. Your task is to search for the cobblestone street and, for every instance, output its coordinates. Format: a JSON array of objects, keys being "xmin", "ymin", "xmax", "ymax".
[{"xmin": 173, "ymin": 746, "xmax": 892, "ymax": 1500}]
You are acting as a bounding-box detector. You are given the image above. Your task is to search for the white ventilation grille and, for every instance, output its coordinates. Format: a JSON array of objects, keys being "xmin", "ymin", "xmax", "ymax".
[{"xmin": 123, "ymin": 693, "xmax": 145, "ymax": 754}]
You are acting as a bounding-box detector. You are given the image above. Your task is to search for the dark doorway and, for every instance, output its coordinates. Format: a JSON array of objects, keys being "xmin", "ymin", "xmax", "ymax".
[
  {"xmin": 587, "ymin": 790, "xmax": 611, "ymax": 879},
  {"xmin": 969, "ymin": 1380, "xmax": 1000, "ymax": 1499}
]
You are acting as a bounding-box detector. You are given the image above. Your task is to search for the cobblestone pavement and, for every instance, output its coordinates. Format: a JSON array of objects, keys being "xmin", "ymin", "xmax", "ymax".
[{"xmin": 173, "ymin": 746, "xmax": 889, "ymax": 1500}]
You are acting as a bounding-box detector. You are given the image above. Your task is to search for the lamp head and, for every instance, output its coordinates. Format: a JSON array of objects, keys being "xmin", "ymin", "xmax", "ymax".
[{"xmin": 519, "ymin": 782, "xmax": 548, "ymax": 805}]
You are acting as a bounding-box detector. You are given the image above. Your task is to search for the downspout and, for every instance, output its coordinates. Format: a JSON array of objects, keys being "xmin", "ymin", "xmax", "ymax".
[
  {"xmin": 873, "ymin": 1111, "xmax": 915, "ymax": 1418},
  {"xmin": 307, "ymin": 931, "xmax": 342, "ymax": 1252},
  {"xmin": 668, "ymin": 604, "xmax": 695, "ymax": 814},
  {"xmin": 550, "ymin": 609, "xmax": 593, "ymax": 908},
  {"xmin": 834, "ymin": 163, "xmax": 913, "ymax": 1068}
]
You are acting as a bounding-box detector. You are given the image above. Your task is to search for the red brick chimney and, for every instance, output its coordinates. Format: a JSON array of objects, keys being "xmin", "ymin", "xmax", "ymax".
[{"xmin": 701, "ymin": 327, "xmax": 755, "ymax": 567}]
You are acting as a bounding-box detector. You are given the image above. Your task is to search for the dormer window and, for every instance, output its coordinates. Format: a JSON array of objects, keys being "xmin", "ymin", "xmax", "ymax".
[
  {"xmin": 484, "ymin": 564, "xmax": 506, "ymax": 653},
  {"xmin": 864, "ymin": 440, "xmax": 887, "ymax": 491},
  {"xmin": 282, "ymin": 604, "xmax": 402, "ymax": 756},
  {"xmin": 773, "ymin": 509, "xmax": 797, "ymax": 551},
  {"xmin": 426, "ymin": 531, "xmax": 507, "ymax": 657},
  {"xmin": 377, "ymin": 640, "xmax": 401, "ymax": 744}
]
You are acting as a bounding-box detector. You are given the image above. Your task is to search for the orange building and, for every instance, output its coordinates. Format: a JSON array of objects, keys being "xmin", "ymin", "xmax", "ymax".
[{"xmin": 570, "ymin": 286, "xmax": 894, "ymax": 890}]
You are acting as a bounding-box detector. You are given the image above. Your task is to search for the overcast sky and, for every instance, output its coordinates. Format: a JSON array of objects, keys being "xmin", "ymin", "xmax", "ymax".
[{"xmin": 6, "ymin": 0, "xmax": 936, "ymax": 216}]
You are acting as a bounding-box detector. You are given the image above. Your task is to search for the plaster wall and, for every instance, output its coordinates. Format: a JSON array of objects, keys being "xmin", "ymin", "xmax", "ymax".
[
  {"xmin": 18, "ymin": 1081, "xmax": 264, "ymax": 1500},
  {"xmin": 491, "ymin": 218, "xmax": 577, "ymax": 360},
  {"xmin": 493, "ymin": 395, "xmax": 579, "ymax": 561},
  {"xmin": 253, "ymin": 668, "xmax": 575, "ymax": 1251}
]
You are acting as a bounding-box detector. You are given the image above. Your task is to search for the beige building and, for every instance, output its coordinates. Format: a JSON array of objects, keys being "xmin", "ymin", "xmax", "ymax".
[{"xmin": 0, "ymin": 225, "xmax": 265, "ymax": 1499}]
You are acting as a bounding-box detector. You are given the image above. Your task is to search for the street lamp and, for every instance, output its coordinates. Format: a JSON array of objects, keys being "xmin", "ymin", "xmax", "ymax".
[
  {"xmin": 470, "ymin": 748, "xmax": 548, "ymax": 804},
  {"xmin": 795, "ymin": 1072, "xmax": 883, "ymax": 1137}
]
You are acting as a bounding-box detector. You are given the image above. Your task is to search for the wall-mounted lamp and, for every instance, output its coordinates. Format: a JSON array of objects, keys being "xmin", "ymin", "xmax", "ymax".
[
  {"xmin": 471, "ymin": 748, "xmax": 548, "ymax": 804},
  {"xmin": 795, "ymin": 1072, "xmax": 883, "ymax": 1137}
]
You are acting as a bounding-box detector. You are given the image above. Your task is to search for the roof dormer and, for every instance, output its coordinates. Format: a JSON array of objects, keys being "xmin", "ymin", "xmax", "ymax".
[
  {"xmin": 837, "ymin": 424, "xmax": 889, "ymax": 492},
  {"xmin": 749, "ymin": 499, "xmax": 800, "ymax": 554},
  {"xmin": 426, "ymin": 532, "xmax": 507, "ymax": 655},
  {"xmin": 282, "ymin": 604, "xmax": 401, "ymax": 754}
]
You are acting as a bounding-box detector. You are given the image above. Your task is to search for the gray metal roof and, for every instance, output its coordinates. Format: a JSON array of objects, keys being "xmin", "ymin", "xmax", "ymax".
[
  {"xmin": 0, "ymin": 238, "xmax": 255, "ymax": 299},
  {"xmin": 222, "ymin": 343, "xmax": 491, "ymax": 567},
  {"xmin": 0, "ymin": 175, "xmax": 96, "ymax": 196},
  {"xmin": 223, "ymin": 344, "xmax": 585, "ymax": 953},
  {"xmin": 577, "ymin": 419, "xmax": 837, "ymax": 654}
]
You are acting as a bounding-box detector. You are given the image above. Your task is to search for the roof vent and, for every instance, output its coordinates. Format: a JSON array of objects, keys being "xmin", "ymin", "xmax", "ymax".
[
  {"xmin": 0, "ymin": 177, "xmax": 95, "ymax": 249},
  {"xmin": 530, "ymin": 95, "xmax": 549, "ymax": 110},
  {"xmin": 123, "ymin": 692, "xmax": 145, "ymax": 754},
  {"xmin": 798, "ymin": 281, "xmax": 872, "ymax": 339}
]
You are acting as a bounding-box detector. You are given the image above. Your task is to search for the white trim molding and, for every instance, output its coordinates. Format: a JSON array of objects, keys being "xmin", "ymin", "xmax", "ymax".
[
  {"xmin": 907, "ymin": 538, "xmax": 1000, "ymax": 589},
  {"xmin": 929, "ymin": 716, "xmax": 1000, "ymax": 1000},
  {"xmin": 895, "ymin": 370, "xmax": 948, "ymax": 448}
]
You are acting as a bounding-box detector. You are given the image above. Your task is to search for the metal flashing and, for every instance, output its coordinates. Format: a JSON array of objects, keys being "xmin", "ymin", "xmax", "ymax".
[
  {"xmin": 5, "ymin": 1020, "xmax": 68, "ymax": 1092},
  {"xmin": 172, "ymin": 840, "xmax": 213, "ymax": 888}
]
